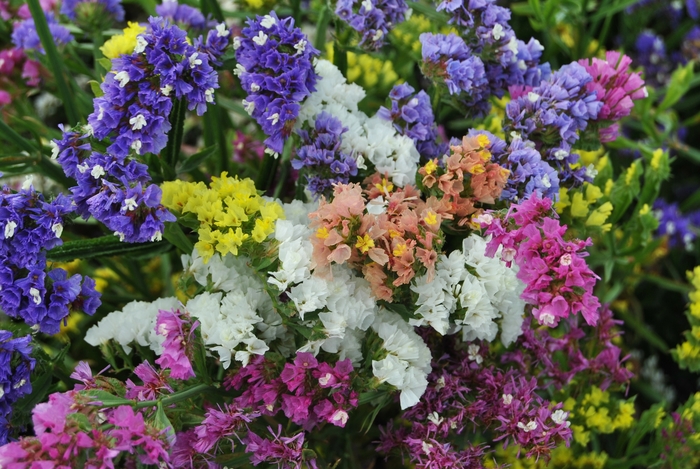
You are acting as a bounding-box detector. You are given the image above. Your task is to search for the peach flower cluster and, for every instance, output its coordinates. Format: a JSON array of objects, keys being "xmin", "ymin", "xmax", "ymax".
[
  {"xmin": 308, "ymin": 175, "xmax": 444, "ymax": 302},
  {"xmin": 417, "ymin": 134, "xmax": 510, "ymax": 227}
]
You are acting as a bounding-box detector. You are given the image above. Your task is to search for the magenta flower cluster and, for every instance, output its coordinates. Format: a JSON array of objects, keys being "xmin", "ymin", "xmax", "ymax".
[
  {"xmin": 483, "ymin": 194, "xmax": 601, "ymax": 327},
  {"xmin": 155, "ymin": 308, "xmax": 199, "ymax": 381}
]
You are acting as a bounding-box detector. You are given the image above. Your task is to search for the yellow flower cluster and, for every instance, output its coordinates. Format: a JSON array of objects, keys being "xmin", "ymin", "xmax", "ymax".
[
  {"xmin": 161, "ymin": 173, "xmax": 285, "ymax": 262},
  {"xmin": 101, "ymin": 22, "xmax": 147, "ymax": 60},
  {"xmin": 674, "ymin": 267, "xmax": 700, "ymax": 371},
  {"xmin": 484, "ymin": 443, "xmax": 608, "ymax": 469},
  {"xmin": 563, "ymin": 389, "xmax": 636, "ymax": 446},
  {"xmin": 325, "ymin": 45, "xmax": 399, "ymax": 90},
  {"xmin": 390, "ymin": 13, "xmax": 459, "ymax": 54},
  {"xmin": 556, "ymin": 182, "xmax": 614, "ymax": 232}
]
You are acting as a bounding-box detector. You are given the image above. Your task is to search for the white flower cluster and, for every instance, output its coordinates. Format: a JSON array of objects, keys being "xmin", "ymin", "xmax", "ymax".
[
  {"xmin": 298, "ymin": 59, "xmax": 420, "ymax": 187},
  {"xmin": 410, "ymin": 234, "xmax": 526, "ymax": 347},
  {"xmin": 86, "ymin": 250, "xmax": 291, "ymax": 369},
  {"xmin": 371, "ymin": 309, "xmax": 432, "ymax": 409},
  {"xmin": 85, "ymin": 296, "xmax": 181, "ymax": 354}
]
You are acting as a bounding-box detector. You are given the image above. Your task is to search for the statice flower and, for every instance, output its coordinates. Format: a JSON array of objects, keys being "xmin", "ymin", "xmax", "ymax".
[
  {"xmin": 292, "ymin": 111, "xmax": 357, "ymax": 197},
  {"xmin": 155, "ymin": 308, "xmax": 199, "ymax": 380},
  {"xmin": 0, "ymin": 391, "xmax": 172, "ymax": 466},
  {"xmin": 60, "ymin": 0, "xmax": 125, "ymax": 24},
  {"xmin": 125, "ymin": 361, "xmax": 173, "ymax": 401},
  {"xmin": 11, "ymin": 12, "xmax": 73, "ymax": 53},
  {"xmin": 0, "ymin": 181, "xmax": 101, "ymax": 333},
  {"xmin": 155, "ymin": 0, "xmax": 209, "ymax": 30},
  {"xmin": 377, "ymin": 333, "xmax": 573, "ymax": 465},
  {"xmin": 235, "ymin": 12, "xmax": 320, "ymax": 155},
  {"xmin": 653, "ymin": 199, "xmax": 700, "ymax": 251},
  {"xmin": 335, "ymin": 0, "xmax": 410, "ymax": 49},
  {"xmin": 378, "ymin": 83, "xmax": 448, "ymax": 160},
  {"xmin": 466, "ymin": 129, "xmax": 559, "ymax": 201},
  {"xmin": 89, "ymin": 16, "xmax": 219, "ymax": 158},
  {"xmin": 245, "ymin": 426, "xmax": 315, "ymax": 468},
  {"xmin": 683, "ymin": 26, "xmax": 700, "ymax": 61},
  {"xmin": 483, "ymin": 194, "xmax": 601, "ymax": 327},
  {"xmin": 420, "ymin": 32, "xmax": 489, "ymax": 108},
  {"xmin": 0, "ymin": 332, "xmax": 34, "ymax": 445},
  {"xmin": 505, "ymin": 62, "xmax": 603, "ymax": 186},
  {"xmin": 578, "ymin": 51, "xmax": 647, "ymax": 142},
  {"xmin": 435, "ymin": 0, "xmax": 550, "ymax": 114},
  {"xmin": 633, "ymin": 32, "xmax": 677, "ymax": 88}
]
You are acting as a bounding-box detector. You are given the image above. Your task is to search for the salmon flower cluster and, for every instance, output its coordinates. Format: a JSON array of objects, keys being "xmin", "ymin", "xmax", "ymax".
[
  {"xmin": 417, "ymin": 134, "xmax": 510, "ymax": 228},
  {"xmin": 309, "ymin": 176, "xmax": 444, "ymax": 302}
]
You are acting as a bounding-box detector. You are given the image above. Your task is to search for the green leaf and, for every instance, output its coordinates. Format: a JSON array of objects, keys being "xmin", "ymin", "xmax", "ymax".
[
  {"xmin": 658, "ymin": 62, "xmax": 695, "ymax": 113},
  {"xmin": 178, "ymin": 145, "xmax": 218, "ymax": 173},
  {"xmin": 215, "ymin": 453, "xmax": 253, "ymax": 466},
  {"xmin": 98, "ymin": 57, "xmax": 113, "ymax": 71},
  {"xmin": 46, "ymin": 236, "xmax": 169, "ymax": 262},
  {"xmin": 27, "ymin": 0, "xmax": 81, "ymax": 124},
  {"xmin": 0, "ymin": 119, "xmax": 39, "ymax": 154},
  {"xmin": 154, "ymin": 402, "xmax": 176, "ymax": 440},
  {"xmin": 88, "ymin": 80, "xmax": 104, "ymax": 97},
  {"xmin": 85, "ymin": 390, "xmax": 133, "ymax": 407},
  {"xmin": 314, "ymin": 6, "xmax": 331, "ymax": 52},
  {"xmin": 163, "ymin": 222, "xmax": 194, "ymax": 254}
]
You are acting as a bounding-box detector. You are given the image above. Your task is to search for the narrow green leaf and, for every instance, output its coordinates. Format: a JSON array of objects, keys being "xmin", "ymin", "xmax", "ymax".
[
  {"xmin": 163, "ymin": 222, "xmax": 194, "ymax": 254},
  {"xmin": 154, "ymin": 402, "xmax": 176, "ymax": 440},
  {"xmin": 88, "ymin": 80, "xmax": 104, "ymax": 97},
  {"xmin": 658, "ymin": 62, "xmax": 695, "ymax": 113},
  {"xmin": 314, "ymin": 6, "xmax": 331, "ymax": 52},
  {"xmin": 86, "ymin": 390, "xmax": 133, "ymax": 407},
  {"xmin": 0, "ymin": 119, "xmax": 39, "ymax": 154},
  {"xmin": 46, "ymin": 236, "xmax": 168, "ymax": 262},
  {"xmin": 27, "ymin": 0, "xmax": 80, "ymax": 124},
  {"xmin": 179, "ymin": 144, "xmax": 218, "ymax": 173},
  {"xmin": 589, "ymin": 0, "xmax": 643, "ymax": 22},
  {"xmin": 406, "ymin": 1, "xmax": 449, "ymax": 21},
  {"xmin": 200, "ymin": 0, "xmax": 224, "ymax": 22}
]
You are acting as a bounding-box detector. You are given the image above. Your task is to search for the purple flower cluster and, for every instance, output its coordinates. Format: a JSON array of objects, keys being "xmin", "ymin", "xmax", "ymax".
[
  {"xmin": 467, "ymin": 129, "xmax": 559, "ymax": 201},
  {"xmin": 53, "ymin": 125, "xmax": 175, "ymax": 243},
  {"xmin": 503, "ymin": 307, "xmax": 635, "ymax": 391},
  {"xmin": 155, "ymin": 0, "xmax": 210, "ymax": 31},
  {"xmin": 125, "ymin": 361, "xmax": 173, "ymax": 401},
  {"xmin": 653, "ymin": 199, "xmax": 700, "ymax": 251},
  {"xmin": 420, "ymin": 32, "xmax": 488, "ymax": 108},
  {"xmin": 11, "ymin": 12, "xmax": 73, "ymax": 54},
  {"xmin": 292, "ymin": 111, "xmax": 357, "ymax": 197},
  {"xmin": 0, "ymin": 182, "xmax": 100, "ymax": 334},
  {"xmin": 377, "ymin": 334, "xmax": 573, "ymax": 466},
  {"xmin": 88, "ymin": 16, "xmax": 220, "ymax": 158},
  {"xmin": 235, "ymin": 12, "xmax": 320, "ymax": 155},
  {"xmin": 154, "ymin": 308, "xmax": 199, "ymax": 380},
  {"xmin": 378, "ymin": 83, "xmax": 448, "ymax": 160},
  {"xmin": 0, "ymin": 332, "xmax": 34, "ymax": 445},
  {"xmin": 435, "ymin": 0, "xmax": 550, "ymax": 115},
  {"xmin": 632, "ymin": 32, "xmax": 682, "ymax": 88},
  {"xmin": 60, "ymin": 0, "xmax": 124, "ymax": 23},
  {"xmin": 483, "ymin": 194, "xmax": 601, "ymax": 327},
  {"xmin": 505, "ymin": 62, "xmax": 603, "ymax": 186},
  {"xmin": 335, "ymin": 0, "xmax": 410, "ymax": 49},
  {"xmin": 683, "ymin": 26, "xmax": 700, "ymax": 61},
  {"xmin": 0, "ymin": 390, "xmax": 172, "ymax": 466}
]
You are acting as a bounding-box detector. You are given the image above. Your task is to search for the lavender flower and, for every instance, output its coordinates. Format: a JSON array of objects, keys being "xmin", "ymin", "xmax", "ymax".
[
  {"xmin": 0, "ymin": 182, "xmax": 101, "ymax": 333},
  {"xmin": 154, "ymin": 308, "xmax": 199, "ymax": 380},
  {"xmin": 89, "ymin": 16, "xmax": 219, "ymax": 159},
  {"xmin": 654, "ymin": 199, "xmax": 699, "ymax": 251},
  {"xmin": 11, "ymin": 12, "xmax": 73, "ymax": 53},
  {"xmin": 155, "ymin": 0, "xmax": 210, "ymax": 31},
  {"xmin": 378, "ymin": 83, "xmax": 448, "ymax": 160},
  {"xmin": 0, "ymin": 332, "xmax": 34, "ymax": 445},
  {"xmin": 60, "ymin": 0, "xmax": 125, "ymax": 24},
  {"xmin": 235, "ymin": 12, "xmax": 319, "ymax": 155},
  {"xmin": 335, "ymin": 0, "xmax": 410, "ymax": 49},
  {"xmin": 633, "ymin": 32, "xmax": 678, "ymax": 88},
  {"xmin": 505, "ymin": 62, "xmax": 603, "ymax": 186},
  {"xmin": 292, "ymin": 111, "xmax": 357, "ymax": 197}
]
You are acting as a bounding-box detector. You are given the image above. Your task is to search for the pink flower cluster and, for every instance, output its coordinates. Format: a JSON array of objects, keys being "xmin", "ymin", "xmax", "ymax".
[
  {"xmin": 578, "ymin": 51, "xmax": 647, "ymax": 142},
  {"xmin": 417, "ymin": 134, "xmax": 510, "ymax": 227},
  {"xmin": 377, "ymin": 334, "xmax": 573, "ymax": 467},
  {"xmin": 227, "ymin": 353, "xmax": 359, "ymax": 429},
  {"xmin": 483, "ymin": 194, "xmax": 601, "ymax": 327},
  {"xmin": 309, "ymin": 178, "xmax": 443, "ymax": 301},
  {"xmin": 0, "ymin": 390, "xmax": 171, "ymax": 468},
  {"xmin": 155, "ymin": 308, "xmax": 199, "ymax": 380}
]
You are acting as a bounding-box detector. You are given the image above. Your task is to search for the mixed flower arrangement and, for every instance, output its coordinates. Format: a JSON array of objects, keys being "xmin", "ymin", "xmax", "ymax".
[{"xmin": 1, "ymin": 0, "xmax": 700, "ymax": 467}]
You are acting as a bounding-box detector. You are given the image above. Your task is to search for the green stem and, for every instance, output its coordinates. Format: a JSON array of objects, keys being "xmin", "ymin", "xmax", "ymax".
[
  {"xmin": 93, "ymin": 32, "xmax": 105, "ymax": 76},
  {"xmin": 255, "ymin": 152, "xmax": 280, "ymax": 193},
  {"xmin": 135, "ymin": 383, "xmax": 212, "ymax": 409},
  {"xmin": 162, "ymin": 98, "xmax": 187, "ymax": 180},
  {"xmin": 0, "ymin": 119, "xmax": 39, "ymax": 154}
]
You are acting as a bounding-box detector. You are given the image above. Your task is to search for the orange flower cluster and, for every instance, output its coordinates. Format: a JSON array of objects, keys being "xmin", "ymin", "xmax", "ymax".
[
  {"xmin": 418, "ymin": 134, "xmax": 510, "ymax": 227},
  {"xmin": 309, "ymin": 175, "xmax": 444, "ymax": 302}
]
